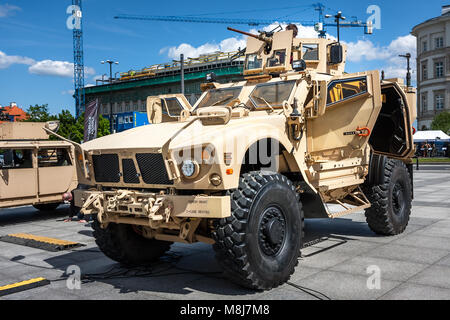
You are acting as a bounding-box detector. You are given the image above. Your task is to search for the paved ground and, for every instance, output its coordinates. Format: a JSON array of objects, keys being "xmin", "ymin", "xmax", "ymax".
[{"xmin": 0, "ymin": 167, "xmax": 449, "ymax": 300}]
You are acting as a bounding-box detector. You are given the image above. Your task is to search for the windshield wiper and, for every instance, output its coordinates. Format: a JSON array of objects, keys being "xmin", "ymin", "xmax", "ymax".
[{"xmin": 252, "ymin": 95, "xmax": 274, "ymax": 113}]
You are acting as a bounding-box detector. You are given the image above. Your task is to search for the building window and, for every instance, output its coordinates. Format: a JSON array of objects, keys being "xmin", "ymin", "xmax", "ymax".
[
  {"xmin": 435, "ymin": 93, "xmax": 444, "ymax": 110},
  {"xmin": 422, "ymin": 41, "xmax": 427, "ymax": 52},
  {"xmin": 435, "ymin": 37, "xmax": 444, "ymax": 49},
  {"xmin": 422, "ymin": 63, "xmax": 428, "ymax": 81},
  {"xmin": 435, "ymin": 61, "xmax": 444, "ymax": 78},
  {"xmin": 421, "ymin": 93, "xmax": 427, "ymax": 114}
]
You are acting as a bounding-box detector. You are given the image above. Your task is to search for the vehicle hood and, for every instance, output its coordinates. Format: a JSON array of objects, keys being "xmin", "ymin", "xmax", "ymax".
[{"xmin": 81, "ymin": 114, "xmax": 286, "ymax": 152}]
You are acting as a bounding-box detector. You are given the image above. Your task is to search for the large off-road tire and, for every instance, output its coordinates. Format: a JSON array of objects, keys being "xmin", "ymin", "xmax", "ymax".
[
  {"xmin": 92, "ymin": 219, "xmax": 172, "ymax": 266},
  {"xmin": 33, "ymin": 203, "xmax": 60, "ymax": 211},
  {"xmin": 364, "ymin": 158, "xmax": 412, "ymax": 235},
  {"xmin": 212, "ymin": 171, "xmax": 303, "ymax": 290}
]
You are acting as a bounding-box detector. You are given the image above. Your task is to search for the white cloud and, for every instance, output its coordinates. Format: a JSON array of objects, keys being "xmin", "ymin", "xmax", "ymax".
[
  {"xmin": 344, "ymin": 34, "xmax": 417, "ymax": 81},
  {"xmin": 162, "ymin": 23, "xmax": 334, "ymax": 60},
  {"xmin": 0, "ymin": 50, "xmax": 35, "ymax": 69},
  {"xmin": 28, "ymin": 60, "xmax": 95, "ymax": 77},
  {"xmin": 0, "ymin": 4, "xmax": 21, "ymax": 18},
  {"xmin": 61, "ymin": 89, "xmax": 75, "ymax": 95},
  {"xmin": 29, "ymin": 60, "xmax": 73, "ymax": 77}
]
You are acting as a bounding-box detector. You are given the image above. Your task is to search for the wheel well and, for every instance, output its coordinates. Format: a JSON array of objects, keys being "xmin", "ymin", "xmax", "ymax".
[{"xmin": 239, "ymin": 138, "xmax": 299, "ymax": 176}]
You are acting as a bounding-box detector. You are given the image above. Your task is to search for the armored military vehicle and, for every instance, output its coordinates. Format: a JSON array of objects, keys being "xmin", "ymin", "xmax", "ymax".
[
  {"xmin": 64, "ymin": 26, "xmax": 416, "ymax": 290},
  {"xmin": 0, "ymin": 122, "xmax": 78, "ymax": 211}
]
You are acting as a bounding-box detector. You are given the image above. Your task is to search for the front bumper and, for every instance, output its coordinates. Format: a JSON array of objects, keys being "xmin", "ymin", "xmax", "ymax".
[{"xmin": 73, "ymin": 189, "xmax": 231, "ymax": 221}]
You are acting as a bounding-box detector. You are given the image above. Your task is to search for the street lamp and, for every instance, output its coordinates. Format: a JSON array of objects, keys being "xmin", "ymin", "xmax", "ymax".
[
  {"xmin": 325, "ymin": 11, "xmax": 346, "ymax": 43},
  {"xmin": 399, "ymin": 53, "xmax": 412, "ymax": 88},
  {"xmin": 101, "ymin": 60, "xmax": 119, "ymax": 133},
  {"xmin": 101, "ymin": 60, "xmax": 119, "ymax": 82}
]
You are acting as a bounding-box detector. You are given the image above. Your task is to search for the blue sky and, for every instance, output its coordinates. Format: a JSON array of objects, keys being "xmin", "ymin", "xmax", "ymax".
[{"xmin": 0, "ymin": 0, "xmax": 447, "ymax": 115}]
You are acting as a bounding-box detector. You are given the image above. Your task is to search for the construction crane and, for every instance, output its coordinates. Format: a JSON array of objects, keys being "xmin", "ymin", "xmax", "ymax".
[
  {"xmin": 69, "ymin": 0, "xmax": 85, "ymax": 118},
  {"xmin": 114, "ymin": 3, "xmax": 373, "ymax": 38}
]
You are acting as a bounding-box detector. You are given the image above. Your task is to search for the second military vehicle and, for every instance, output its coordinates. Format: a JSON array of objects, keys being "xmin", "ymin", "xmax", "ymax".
[
  {"xmin": 0, "ymin": 122, "xmax": 78, "ymax": 211},
  {"xmin": 61, "ymin": 26, "xmax": 416, "ymax": 290}
]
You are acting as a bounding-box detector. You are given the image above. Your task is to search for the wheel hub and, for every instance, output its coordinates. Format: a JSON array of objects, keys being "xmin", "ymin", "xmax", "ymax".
[
  {"xmin": 392, "ymin": 182, "xmax": 405, "ymax": 215},
  {"xmin": 258, "ymin": 206, "xmax": 286, "ymax": 256}
]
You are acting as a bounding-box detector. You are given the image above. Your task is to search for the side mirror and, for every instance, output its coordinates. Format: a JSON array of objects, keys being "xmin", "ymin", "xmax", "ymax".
[{"xmin": 329, "ymin": 44, "xmax": 343, "ymax": 65}]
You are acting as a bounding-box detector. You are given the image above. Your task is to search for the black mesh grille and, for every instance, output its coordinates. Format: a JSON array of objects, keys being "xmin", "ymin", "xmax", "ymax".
[
  {"xmin": 122, "ymin": 159, "xmax": 140, "ymax": 183},
  {"xmin": 92, "ymin": 154, "xmax": 120, "ymax": 183},
  {"xmin": 136, "ymin": 153, "xmax": 173, "ymax": 185}
]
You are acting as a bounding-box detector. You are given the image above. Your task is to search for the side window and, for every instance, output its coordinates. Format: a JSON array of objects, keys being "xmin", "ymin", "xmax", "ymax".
[
  {"xmin": 327, "ymin": 77, "xmax": 368, "ymax": 105},
  {"xmin": 302, "ymin": 44, "xmax": 319, "ymax": 60},
  {"xmin": 267, "ymin": 50, "xmax": 286, "ymax": 67},
  {"xmin": 245, "ymin": 54, "xmax": 262, "ymax": 71},
  {"xmin": 162, "ymin": 98, "xmax": 183, "ymax": 116},
  {"xmin": 38, "ymin": 148, "xmax": 72, "ymax": 167},
  {"xmin": 0, "ymin": 149, "xmax": 33, "ymax": 169}
]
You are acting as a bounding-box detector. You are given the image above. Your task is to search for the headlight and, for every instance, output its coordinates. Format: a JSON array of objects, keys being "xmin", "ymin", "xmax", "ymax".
[{"xmin": 181, "ymin": 159, "xmax": 199, "ymax": 178}]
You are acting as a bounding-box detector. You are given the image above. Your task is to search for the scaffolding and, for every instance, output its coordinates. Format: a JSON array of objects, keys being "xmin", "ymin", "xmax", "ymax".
[{"xmin": 119, "ymin": 51, "xmax": 241, "ymax": 81}]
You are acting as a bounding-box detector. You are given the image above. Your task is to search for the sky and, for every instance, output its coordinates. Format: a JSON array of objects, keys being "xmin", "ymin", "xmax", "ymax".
[{"xmin": 0, "ymin": 0, "xmax": 447, "ymax": 115}]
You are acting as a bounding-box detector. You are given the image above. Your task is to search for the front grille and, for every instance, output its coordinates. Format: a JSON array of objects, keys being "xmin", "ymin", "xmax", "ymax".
[
  {"xmin": 122, "ymin": 159, "xmax": 140, "ymax": 183},
  {"xmin": 136, "ymin": 153, "xmax": 173, "ymax": 185},
  {"xmin": 92, "ymin": 154, "xmax": 120, "ymax": 183}
]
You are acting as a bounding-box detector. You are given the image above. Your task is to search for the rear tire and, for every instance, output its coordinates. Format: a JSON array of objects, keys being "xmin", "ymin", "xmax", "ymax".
[
  {"xmin": 33, "ymin": 203, "xmax": 60, "ymax": 211},
  {"xmin": 92, "ymin": 219, "xmax": 172, "ymax": 266},
  {"xmin": 364, "ymin": 158, "xmax": 412, "ymax": 235},
  {"xmin": 212, "ymin": 171, "xmax": 303, "ymax": 290}
]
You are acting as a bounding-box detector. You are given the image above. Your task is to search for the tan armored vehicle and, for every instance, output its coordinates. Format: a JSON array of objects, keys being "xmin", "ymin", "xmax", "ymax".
[
  {"xmin": 0, "ymin": 122, "xmax": 78, "ymax": 211},
  {"xmin": 65, "ymin": 27, "xmax": 416, "ymax": 290}
]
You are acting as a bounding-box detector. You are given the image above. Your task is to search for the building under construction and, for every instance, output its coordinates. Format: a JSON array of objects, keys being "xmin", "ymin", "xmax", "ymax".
[{"xmin": 83, "ymin": 51, "xmax": 244, "ymax": 132}]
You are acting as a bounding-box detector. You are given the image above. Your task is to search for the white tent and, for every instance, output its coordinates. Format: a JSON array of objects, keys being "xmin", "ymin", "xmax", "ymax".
[{"xmin": 413, "ymin": 130, "xmax": 450, "ymax": 142}]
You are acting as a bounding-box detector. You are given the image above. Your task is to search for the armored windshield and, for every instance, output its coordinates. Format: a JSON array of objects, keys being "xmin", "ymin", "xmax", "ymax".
[
  {"xmin": 249, "ymin": 81, "xmax": 296, "ymax": 109},
  {"xmin": 196, "ymin": 87, "xmax": 242, "ymax": 109}
]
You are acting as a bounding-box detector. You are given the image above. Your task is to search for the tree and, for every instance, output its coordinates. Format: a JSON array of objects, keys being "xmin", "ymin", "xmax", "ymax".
[
  {"xmin": 24, "ymin": 104, "xmax": 56, "ymax": 122},
  {"xmin": 431, "ymin": 111, "xmax": 450, "ymax": 134},
  {"xmin": 20, "ymin": 104, "xmax": 110, "ymax": 143},
  {"xmin": 71, "ymin": 112, "xmax": 110, "ymax": 143}
]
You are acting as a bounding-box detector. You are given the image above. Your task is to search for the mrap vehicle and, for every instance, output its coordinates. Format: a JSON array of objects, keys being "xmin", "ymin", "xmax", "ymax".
[
  {"xmin": 55, "ymin": 26, "xmax": 416, "ymax": 290},
  {"xmin": 0, "ymin": 122, "xmax": 77, "ymax": 211}
]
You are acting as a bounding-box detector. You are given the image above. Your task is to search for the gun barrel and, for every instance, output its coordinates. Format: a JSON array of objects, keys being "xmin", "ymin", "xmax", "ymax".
[
  {"xmin": 227, "ymin": 27, "xmax": 259, "ymax": 39},
  {"xmin": 227, "ymin": 27, "xmax": 272, "ymax": 45}
]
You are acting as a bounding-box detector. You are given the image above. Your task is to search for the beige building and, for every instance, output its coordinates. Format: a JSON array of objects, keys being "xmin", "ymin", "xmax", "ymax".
[{"xmin": 412, "ymin": 5, "xmax": 450, "ymax": 130}]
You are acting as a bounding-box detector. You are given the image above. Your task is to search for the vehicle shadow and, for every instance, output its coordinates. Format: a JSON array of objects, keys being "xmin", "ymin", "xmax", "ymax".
[
  {"xmin": 304, "ymin": 217, "xmax": 379, "ymax": 243},
  {"xmin": 38, "ymin": 216, "xmax": 383, "ymax": 298},
  {"xmin": 0, "ymin": 205, "xmax": 69, "ymax": 226}
]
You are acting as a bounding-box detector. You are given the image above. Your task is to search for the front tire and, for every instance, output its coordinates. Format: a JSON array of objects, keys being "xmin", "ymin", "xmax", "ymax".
[
  {"xmin": 212, "ymin": 171, "xmax": 303, "ymax": 290},
  {"xmin": 364, "ymin": 158, "xmax": 412, "ymax": 235},
  {"xmin": 92, "ymin": 219, "xmax": 172, "ymax": 266}
]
